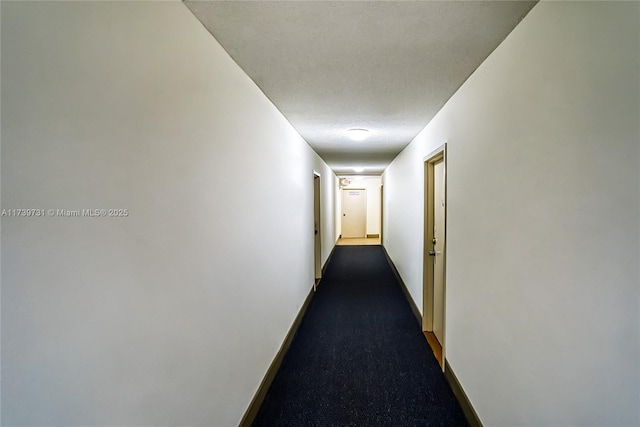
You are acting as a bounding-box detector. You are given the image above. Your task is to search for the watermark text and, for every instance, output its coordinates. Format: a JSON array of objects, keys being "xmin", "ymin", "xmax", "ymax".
[{"xmin": 1, "ymin": 208, "xmax": 129, "ymax": 218}]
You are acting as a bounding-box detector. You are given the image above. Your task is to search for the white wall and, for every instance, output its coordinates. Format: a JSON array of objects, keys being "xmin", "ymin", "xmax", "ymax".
[
  {"xmin": 383, "ymin": 2, "xmax": 639, "ymax": 426},
  {"xmin": 1, "ymin": 2, "xmax": 336, "ymax": 425},
  {"xmin": 340, "ymin": 176, "xmax": 382, "ymax": 236}
]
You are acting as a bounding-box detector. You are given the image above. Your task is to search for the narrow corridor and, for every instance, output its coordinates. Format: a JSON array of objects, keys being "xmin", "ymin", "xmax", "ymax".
[{"xmin": 253, "ymin": 246, "xmax": 467, "ymax": 426}]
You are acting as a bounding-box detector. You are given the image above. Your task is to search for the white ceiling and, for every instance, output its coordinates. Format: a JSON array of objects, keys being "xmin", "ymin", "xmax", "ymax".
[{"xmin": 185, "ymin": 0, "xmax": 537, "ymax": 175}]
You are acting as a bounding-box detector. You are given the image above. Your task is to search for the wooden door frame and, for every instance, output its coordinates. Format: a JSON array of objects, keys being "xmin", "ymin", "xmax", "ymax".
[
  {"xmin": 313, "ymin": 172, "xmax": 322, "ymax": 289},
  {"xmin": 380, "ymin": 183, "xmax": 384, "ymax": 246},
  {"xmin": 423, "ymin": 144, "xmax": 447, "ymax": 369}
]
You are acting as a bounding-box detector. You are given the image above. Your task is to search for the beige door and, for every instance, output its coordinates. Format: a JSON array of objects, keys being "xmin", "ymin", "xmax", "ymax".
[
  {"xmin": 313, "ymin": 174, "xmax": 322, "ymax": 282},
  {"xmin": 380, "ymin": 184, "xmax": 384, "ymax": 246},
  {"xmin": 342, "ymin": 189, "xmax": 366, "ymax": 238},
  {"xmin": 432, "ymin": 161, "xmax": 446, "ymax": 344},
  {"xmin": 423, "ymin": 146, "xmax": 447, "ymax": 369}
]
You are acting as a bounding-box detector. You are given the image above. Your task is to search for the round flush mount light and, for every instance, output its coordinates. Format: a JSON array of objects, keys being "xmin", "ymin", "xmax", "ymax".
[
  {"xmin": 353, "ymin": 167, "xmax": 364, "ymax": 173},
  {"xmin": 346, "ymin": 129, "xmax": 369, "ymax": 141}
]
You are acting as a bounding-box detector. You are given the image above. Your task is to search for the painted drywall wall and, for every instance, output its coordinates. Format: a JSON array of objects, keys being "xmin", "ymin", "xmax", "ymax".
[
  {"xmin": 1, "ymin": 2, "xmax": 337, "ymax": 425},
  {"xmin": 383, "ymin": 2, "xmax": 639, "ymax": 426},
  {"xmin": 340, "ymin": 176, "xmax": 382, "ymax": 236}
]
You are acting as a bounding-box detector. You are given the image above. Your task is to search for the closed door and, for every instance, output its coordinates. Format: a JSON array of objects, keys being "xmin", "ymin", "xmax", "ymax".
[
  {"xmin": 314, "ymin": 174, "xmax": 321, "ymax": 281},
  {"xmin": 342, "ymin": 189, "xmax": 366, "ymax": 238},
  {"xmin": 432, "ymin": 161, "xmax": 445, "ymax": 344},
  {"xmin": 423, "ymin": 146, "xmax": 447, "ymax": 369},
  {"xmin": 380, "ymin": 184, "xmax": 384, "ymax": 245}
]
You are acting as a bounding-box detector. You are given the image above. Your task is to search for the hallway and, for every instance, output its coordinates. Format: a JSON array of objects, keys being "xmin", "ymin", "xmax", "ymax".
[
  {"xmin": 253, "ymin": 246, "xmax": 467, "ymax": 426},
  {"xmin": 2, "ymin": 2, "xmax": 638, "ymax": 425}
]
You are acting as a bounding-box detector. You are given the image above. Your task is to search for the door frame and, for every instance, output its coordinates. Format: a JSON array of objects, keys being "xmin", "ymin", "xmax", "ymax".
[
  {"xmin": 380, "ymin": 183, "xmax": 384, "ymax": 246},
  {"xmin": 313, "ymin": 172, "xmax": 322, "ymax": 290},
  {"xmin": 423, "ymin": 144, "xmax": 447, "ymax": 369}
]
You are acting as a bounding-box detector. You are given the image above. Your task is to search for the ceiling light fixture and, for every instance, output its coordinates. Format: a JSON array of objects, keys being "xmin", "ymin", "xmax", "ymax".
[
  {"xmin": 353, "ymin": 167, "xmax": 364, "ymax": 173},
  {"xmin": 346, "ymin": 129, "xmax": 369, "ymax": 141}
]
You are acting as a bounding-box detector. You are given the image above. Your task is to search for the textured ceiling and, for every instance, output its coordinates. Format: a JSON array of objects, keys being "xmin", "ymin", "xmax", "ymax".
[{"xmin": 185, "ymin": 1, "xmax": 537, "ymax": 175}]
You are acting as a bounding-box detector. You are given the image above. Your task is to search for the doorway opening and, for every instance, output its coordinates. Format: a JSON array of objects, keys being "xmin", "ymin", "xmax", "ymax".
[
  {"xmin": 313, "ymin": 173, "xmax": 322, "ymax": 290},
  {"xmin": 423, "ymin": 145, "xmax": 447, "ymax": 369}
]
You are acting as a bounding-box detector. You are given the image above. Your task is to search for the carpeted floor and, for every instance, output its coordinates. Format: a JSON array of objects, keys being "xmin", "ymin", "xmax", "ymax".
[{"xmin": 253, "ymin": 245, "xmax": 468, "ymax": 427}]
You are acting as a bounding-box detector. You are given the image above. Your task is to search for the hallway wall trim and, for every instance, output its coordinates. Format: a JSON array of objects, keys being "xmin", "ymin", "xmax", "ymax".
[
  {"xmin": 445, "ymin": 361, "xmax": 484, "ymax": 427},
  {"xmin": 382, "ymin": 247, "xmax": 483, "ymax": 427},
  {"xmin": 382, "ymin": 247, "xmax": 421, "ymax": 325},
  {"xmin": 322, "ymin": 243, "xmax": 338, "ymax": 277},
  {"xmin": 239, "ymin": 244, "xmax": 337, "ymax": 426},
  {"xmin": 239, "ymin": 285, "xmax": 315, "ymax": 427}
]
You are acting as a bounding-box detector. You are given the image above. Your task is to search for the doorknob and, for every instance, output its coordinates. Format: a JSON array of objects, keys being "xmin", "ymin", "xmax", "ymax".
[{"xmin": 428, "ymin": 251, "xmax": 436, "ymax": 256}]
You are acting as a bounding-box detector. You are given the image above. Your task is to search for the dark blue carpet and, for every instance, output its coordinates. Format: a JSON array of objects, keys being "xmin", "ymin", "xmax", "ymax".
[{"xmin": 253, "ymin": 245, "xmax": 468, "ymax": 427}]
